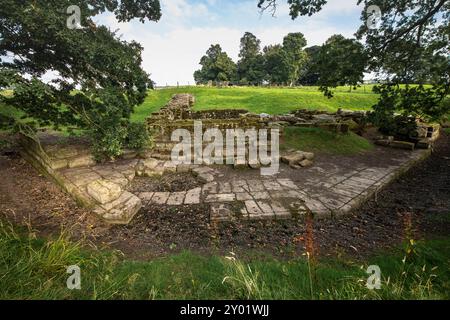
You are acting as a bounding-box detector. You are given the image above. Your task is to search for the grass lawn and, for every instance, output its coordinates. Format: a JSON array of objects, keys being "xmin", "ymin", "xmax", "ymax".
[
  {"xmin": 131, "ymin": 86, "xmax": 379, "ymax": 122},
  {"xmin": 0, "ymin": 220, "xmax": 448, "ymax": 300},
  {"xmin": 282, "ymin": 127, "xmax": 374, "ymax": 155},
  {"xmin": 1, "ymin": 87, "xmax": 378, "ymax": 154}
]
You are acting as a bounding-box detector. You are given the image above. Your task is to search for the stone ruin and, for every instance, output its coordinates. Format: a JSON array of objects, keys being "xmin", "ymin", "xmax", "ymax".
[
  {"xmin": 145, "ymin": 94, "xmax": 375, "ymax": 170},
  {"xmin": 268, "ymin": 108, "xmax": 368, "ymax": 134},
  {"xmin": 146, "ymin": 93, "xmax": 279, "ymax": 167},
  {"xmin": 16, "ymin": 93, "xmax": 439, "ymax": 225},
  {"xmin": 374, "ymin": 121, "xmax": 440, "ymax": 151}
]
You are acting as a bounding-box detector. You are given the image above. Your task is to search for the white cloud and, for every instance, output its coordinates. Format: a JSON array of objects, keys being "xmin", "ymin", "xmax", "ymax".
[
  {"xmin": 161, "ymin": 0, "xmax": 212, "ymax": 24},
  {"xmin": 95, "ymin": 0, "xmax": 364, "ymax": 86},
  {"xmin": 136, "ymin": 27, "xmax": 242, "ymax": 86}
]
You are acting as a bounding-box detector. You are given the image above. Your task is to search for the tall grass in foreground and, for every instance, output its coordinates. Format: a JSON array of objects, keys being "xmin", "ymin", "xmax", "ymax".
[
  {"xmin": 0, "ymin": 220, "xmax": 126, "ymax": 299},
  {"xmin": 0, "ymin": 219, "xmax": 448, "ymax": 300}
]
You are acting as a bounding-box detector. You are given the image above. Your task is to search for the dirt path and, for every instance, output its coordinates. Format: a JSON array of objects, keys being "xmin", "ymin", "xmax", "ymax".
[{"xmin": 0, "ymin": 134, "xmax": 449, "ymax": 260}]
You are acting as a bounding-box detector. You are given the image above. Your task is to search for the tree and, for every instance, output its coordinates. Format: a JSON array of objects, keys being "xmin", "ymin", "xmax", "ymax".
[
  {"xmin": 298, "ymin": 45, "xmax": 321, "ymax": 85},
  {"xmin": 313, "ymin": 35, "xmax": 367, "ymax": 97},
  {"xmin": 282, "ymin": 32, "xmax": 308, "ymax": 86},
  {"xmin": 257, "ymin": 0, "xmax": 450, "ymax": 122},
  {"xmin": 194, "ymin": 44, "xmax": 237, "ymax": 85},
  {"xmin": 236, "ymin": 32, "xmax": 266, "ymax": 85},
  {"xmin": 263, "ymin": 45, "xmax": 289, "ymax": 85},
  {"xmin": 0, "ymin": 0, "xmax": 162, "ymax": 160}
]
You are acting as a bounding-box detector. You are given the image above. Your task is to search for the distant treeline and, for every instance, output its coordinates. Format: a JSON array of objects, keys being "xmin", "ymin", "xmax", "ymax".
[{"xmin": 193, "ymin": 32, "xmax": 366, "ymax": 91}]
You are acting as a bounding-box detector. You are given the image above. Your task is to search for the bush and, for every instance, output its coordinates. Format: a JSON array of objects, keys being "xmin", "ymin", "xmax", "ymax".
[
  {"xmin": 90, "ymin": 124, "xmax": 127, "ymax": 162},
  {"xmin": 124, "ymin": 122, "xmax": 150, "ymax": 151},
  {"xmin": 90, "ymin": 121, "xmax": 151, "ymax": 162},
  {"xmin": 375, "ymin": 115, "xmax": 419, "ymax": 141},
  {"xmin": 370, "ymin": 84, "xmax": 448, "ymax": 140}
]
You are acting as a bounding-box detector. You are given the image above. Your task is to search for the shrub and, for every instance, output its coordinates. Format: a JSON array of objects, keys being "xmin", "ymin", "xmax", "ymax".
[
  {"xmin": 375, "ymin": 115, "xmax": 419, "ymax": 141},
  {"xmin": 124, "ymin": 122, "xmax": 150, "ymax": 151},
  {"xmin": 90, "ymin": 121, "xmax": 151, "ymax": 162},
  {"xmin": 90, "ymin": 124, "xmax": 127, "ymax": 162}
]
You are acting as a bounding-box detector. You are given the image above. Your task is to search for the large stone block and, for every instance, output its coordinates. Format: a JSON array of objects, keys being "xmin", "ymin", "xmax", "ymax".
[
  {"xmin": 86, "ymin": 179, "xmax": 122, "ymax": 204},
  {"xmin": 99, "ymin": 192, "xmax": 142, "ymax": 224},
  {"xmin": 390, "ymin": 141, "xmax": 415, "ymax": 150},
  {"xmin": 68, "ymin": 154, "xmax": 96, "ymax": 168}
]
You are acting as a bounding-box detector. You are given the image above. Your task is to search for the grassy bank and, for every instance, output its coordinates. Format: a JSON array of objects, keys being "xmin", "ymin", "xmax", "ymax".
[
  {"xmin": 1, "ymin": 86, "xmax": 378, "ymax": 134},
  {"xmin": 1, "ymin": 220, "xmax": 448, "ymax": 300},
  {"xmin": 282, "ymin": 127, "xmax": 374, "ymax": 155},
  {"xmin": 131, "ymin": 86, "xmax": 379, "ymax": 122}
]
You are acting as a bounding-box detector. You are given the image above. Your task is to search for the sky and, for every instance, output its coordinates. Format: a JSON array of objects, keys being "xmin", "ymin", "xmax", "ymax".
[{"xmin": 95, "ymin": 0, "xmax": 365, "ymax": 86}]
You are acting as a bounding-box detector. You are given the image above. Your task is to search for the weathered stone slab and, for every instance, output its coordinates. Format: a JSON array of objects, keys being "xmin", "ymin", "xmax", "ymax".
[
  {"xmin": 50, "ymin": 159, "xmax": 69, "ymax": 170},
  {"xmin": 101, "ymin": 193, "xmax": 141, "ymax": 224},
  {"xmin": 176, "ymin": 164, "xmax": 192, "ymax": 173},
  {"xmin": 68, "ymin": 155, "xmax": 96, "ymax": 168},
  {"xmin": 303, "ymin": 198, "xmax": 330, "ymax": 216},
  {"xmin": 315, "ymin": 196, "xmax": 348, "ymax": 210},
  {"xmin": 344, "ymin": 177, "xmax": 375, "ymax": 188},
  {"xmin": 262, "ymin": 181, "xmax": 282, "ymax": 191},
  {"xmin": 247, "ymin": 179, "xmax": 265, "ymax": 192},
  {"xmin": 269, "ymin": 190, "xmax": 305, "ymax": 199},
  {"xmin": 163, "ymin": 161, "xmax": 177, "ymax": 173},
  {"xmin": 136, "ymin": 158, "xmax": 159, "ymax": 176},
  {"xmin": 139, "ymin": 192, "xmax": 154, "ymax": 203},
  {"xmin": 256, "ymin": 201, "xmax": 274, "ymax": 214},
  {"xmin": 332, "ymin": 187, "xmax": 360, "ymax": 198},
  {"xmin": 108, "ymin": 175, "xmax": 130, "ymax": 189},
  {"xmin": 281, "ymin": 151, "xmax": 315, "ymax": 169},
  {"xmin": 198, "ymin": 173, "xmax": 215, "ymax": 183},
  {"xmin": 86, "ymin": 179, "xmax": 122, "ymax": 204},
  {"xmin": 151, "ymin": 192, "xmax": 170, "ymax": 204},
  {"xmin": 167, "ymin": 192, "xmax": 186, "ymax": 205},
  {"xmin": 245, "ymin": 200, "xmax": 262, "ymax": 215},
  {"xmin": 205, "ymin": 193, "xmax": 235, "ymax": 203},
  {"xmin": 276, "ymin": 179, "xmax": 298, "ymax": 189},
  {"xmin": 299, "ymin": 159, "xmax": 314, "ymax": 167},
  {"xmin": 193, "ymin": 167, "xmax": 213, "ymax": 175},
  {"xmin": 270, "ymin": 201, "xmax": 289, "ymax": 216},
  {"xmin": 390, "ymin": 141, "xmax": 415, "ymax": 150},
  {"xmin": 333, "ymin": 182, "xmax": 364, "ymax": 195},
  {"xmin": 231, "ymin": 180, "xmax": 249, "ymax": 193},
  {"xmin": 184, "ymin": 187, "xmax": 201, "ymax": 204},
  {"xmin": 236, "ymin": 192, "xmax": 253, "ymax": 201},
  {"xmin": 251, "ymin": 191, "xmax": 270, "ymax": 200},
  {"xmin": 100, "ymin": 191, "xmax": 133, "ymax": 212},
  {"xmin": 202, "ymin": 182, "xmax": 218, "ymax": 194},
  {"xmin": 218, "ymin": 182, "xmax": 232, "ymax": 193},
  {"xmin": 210, "ymin": 203, "xmax": 233, "ymax": 222}
]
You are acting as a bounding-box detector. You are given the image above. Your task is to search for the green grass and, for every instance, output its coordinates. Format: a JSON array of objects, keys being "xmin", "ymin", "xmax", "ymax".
[
  {"xmin": 1, "ymin": 86, "xmax": 378, "ymax": 139},
  {"xmin": 131, "ymin": 86, "xmax": 379, "ymax": 122},
  {"xmin": 282, "ymin": 127, "xmax": 374, "ymax": 155},
  {"xmin": 1, "ymin": 219, "xmax": 448, "ymax": 300}
]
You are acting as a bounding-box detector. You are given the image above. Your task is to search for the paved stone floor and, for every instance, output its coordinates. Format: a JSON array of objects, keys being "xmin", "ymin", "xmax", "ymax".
[
  {"xmin": 131, "ymin": 148, "xmax": 429, "ymax": 222},
  {"xmin": 46, "ymin": 147, "xmax": 431, "ymax": 224}
]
